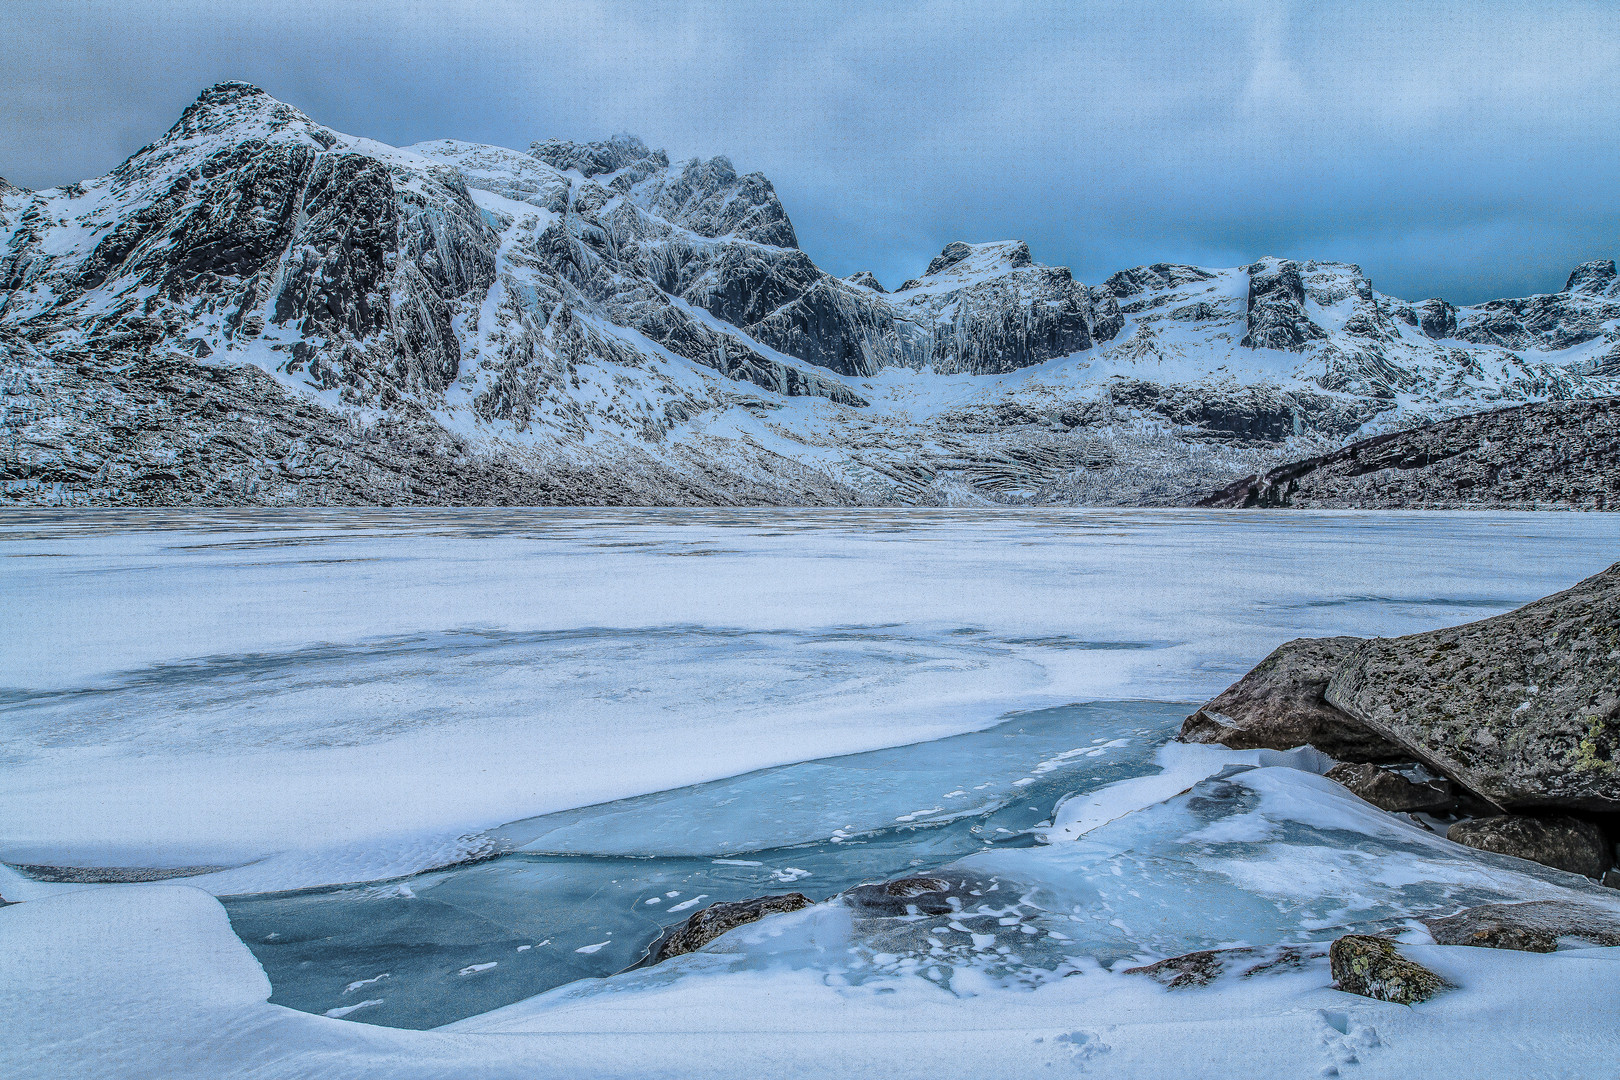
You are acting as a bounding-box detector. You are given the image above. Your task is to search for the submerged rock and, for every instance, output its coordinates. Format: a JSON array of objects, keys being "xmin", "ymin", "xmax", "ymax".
[
  {"xmin": 1446, "ymin": 815, "xmax": 1614, "ymax": 878},
  {"xmin": 1424, "ymin": 900, "xmax": 1620, "ymax": 952},
  {"xmin": 1326, "ymin": 562, "xmax": 1620, "ymax": 813},
  {"xmin": 1179, "ymin": 637, "xmax": 1407, "ymax": 762},
  {"xmin": 1329, "ymin": 935, "xmax": 1448, "ymax": 1004},
  {"xmin": 1325, "ymin": 762, "xmax": 1456, "ymax": 814},
  {"xmin": 840, "ymin": 875, "xmax": 966, "ymax": 917},
  {"xmin": 648, "ymin": 892, "xmax": 811, "ymax": 962}
]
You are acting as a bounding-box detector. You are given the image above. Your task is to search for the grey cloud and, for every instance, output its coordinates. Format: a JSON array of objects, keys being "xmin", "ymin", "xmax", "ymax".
[{"xmin": 2, "ymin": 0, "xmax": 1615, "ymax": 303}]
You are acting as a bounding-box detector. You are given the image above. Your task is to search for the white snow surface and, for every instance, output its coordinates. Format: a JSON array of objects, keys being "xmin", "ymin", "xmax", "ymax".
[
  {"xmin": 4, "ymin": 508, "xmax": 1620, "ymax": 1078},
  {"xmin": 2, "ymin": 508, "xmax": 1617, "ymax": 892},
  {"xmin": 3, "ymin": 782, "xmax": 1618, "ymax": 1079}
]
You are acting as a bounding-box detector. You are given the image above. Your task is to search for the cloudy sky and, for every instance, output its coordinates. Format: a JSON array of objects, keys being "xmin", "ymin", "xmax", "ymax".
[{"xmin": 3, "ymin": 0, "xmax": 1616, "ymax": 302}]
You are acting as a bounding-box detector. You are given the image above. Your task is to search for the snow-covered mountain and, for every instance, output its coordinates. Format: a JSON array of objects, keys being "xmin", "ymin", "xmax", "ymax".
[{"xmin": 3, "ymin": 82, "xmax": 1617, "ymax": 506}]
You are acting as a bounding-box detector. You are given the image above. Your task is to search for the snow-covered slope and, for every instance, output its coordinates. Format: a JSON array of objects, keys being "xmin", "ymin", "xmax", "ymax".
[{"xmin": 3, "ymin": 83, "xmax": 1617, "ymax": 506}]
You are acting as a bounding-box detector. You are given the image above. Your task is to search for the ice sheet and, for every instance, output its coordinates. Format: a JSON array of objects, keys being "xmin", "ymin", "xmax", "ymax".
[
  {"xmin": 222, "ymin": 702, "xmax": 1182, "ymax": 1028},
  {"xmin": 2, "ymin": 508, "xmax": 1617, "ymax": 890}
]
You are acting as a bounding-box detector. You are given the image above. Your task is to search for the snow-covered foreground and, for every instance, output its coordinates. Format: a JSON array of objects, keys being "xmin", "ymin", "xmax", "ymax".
[
  {"xmin": 5, "ymin": 753, "xmax": 1620, "ymax": 1079},
  {"xmin": 3, "ymin": 509, "xmax": 1620, "ymax": 1078}
]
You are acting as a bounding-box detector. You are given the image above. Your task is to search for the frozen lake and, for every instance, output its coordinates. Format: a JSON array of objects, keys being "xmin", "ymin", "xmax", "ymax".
[{"xmin": 3, "ymin": 509, "xmax": 1619, "ymax": 1075}]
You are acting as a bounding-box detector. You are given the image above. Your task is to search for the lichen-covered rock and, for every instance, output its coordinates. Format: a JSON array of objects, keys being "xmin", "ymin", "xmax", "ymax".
[
  {"xmin": 1446, "ymin": 815, "xmax": 1614, "ymax": 878},
  {"xmin": 1179, "ymin": 637, "xmax": 1407, "ymax": 761},
  {"xmin": 1329, "ymin": 935, "xmax": 1448, "ymax": 1004},
  {"xmin": 1325, "ymin": 562, "xmax": 1620, "ymax": 812},
  {"xmin": 1424, "ymin": 900, "xmax": 1620, "ymax": 952},
  {"xmin": 649, "ymin": 893, "xmax": 812, "ymax": 963},
  {"xmin": 1325, "ymin": 762, "xmax": 1456, "ymax": 814}
]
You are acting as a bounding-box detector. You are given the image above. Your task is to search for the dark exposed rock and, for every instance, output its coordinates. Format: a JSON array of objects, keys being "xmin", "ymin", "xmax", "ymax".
[
  {"xmin": 1102, "ymin": 262, "xmax": 1216, "ymax": 298},
  {"xmin": 3, "ymin": 83, "xmax": 499, "ymax": 407},
  {"xmin": 1179, "ymin": 637, "xmax": 1408, "ymax": 762},
  {"xmin": 530, "ymin": 133, "xmax": 668, "ymax": 180},
  {"xmin": 1199, "ymin": 398, "xmax": 1620, "ymax": 510},
  {"xmin": 5, "ymin": 862, "xmax": 232, "ymax": 883},
  {"xmin": 1326, "ymin": 762, "xmax": 1455, "ymax": 814},
  {"xmin": 636, "ymin": 154, "xmax": 798, "ymax": 248},
  {"xmin": 1325, "ymin": 562, "xmax": 1620, "ymax": 813},
  {"xmin": 1445, "ymin": 815, "xmax": 1614, "ymax": 878},
  {"xmin": 0, "ymin": 331, "xmax": 866, "ymax": 507},
  {"xmin": 844, "ymin": 270, "xmax": 885, "ymax": 293},
  {"xmin": 1566, "ymin": 259, "xmax": 1619, "ymax": 297},
  {"xmin": 1241, "ymin": 259, "xmax": 1326, "ymax": 351},
  {"xmin": 1424, "ymin": 900, "xmax": 1620, "ymax": 951},
  {"xmin": 926, "ymin": 241, "xmax": 985, "ymax": 275},
  {"xmin": 1416, "ymin": 298, "xmax": 1457, "ymax": 339},
  {"xmin": 1125, "ymin": 948, "xmax": 1247, "ymax": 988},
  {"xmin": 1124, "ymin": 944, "xmax": 1324, "ymax": 989},
  {"xmin": 648, "ymin": 893, "xmax": 812, "ymax": 962},
  {"xmin": 0, "ymin": 175, "xmax": 22, "ymax": 197},
  {"xmin": 889, "ymin": 242, "xmax": 1116, "ymax": 374},
  {"xmin": 1329, "ymin": 935, "xmax": 1448, "ymax": 1004},
  {"xmin": 1106, "ymin": 379, "xmax": 1375, "ymax": 442},
  {"xmin": 1456, "ymin": 295, "xmax": 1602, "ymax": 351}
]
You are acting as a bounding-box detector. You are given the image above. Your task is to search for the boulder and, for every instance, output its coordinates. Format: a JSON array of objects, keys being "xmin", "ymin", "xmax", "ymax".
[
  {"xmin": 1179, "ymin": 637, "xmax": 1407, "ymax": 761},
  {"xmin": 1325, "ymin": 763, "xmax": 1455, "ymax": 813},
  {"xmin": 1446, "ymin": 815, "xmax": 1613, "ymax": 878},
  {"xmin": 1329, "ymin": 935, "xmax": 1448, "ymax": 1004},
  {"xmin": 1326, "ymin": 562, "xmax": 1620, "ymax": 813},
  {"xmin": 648, "ymin": 893, "xmax": 811, "ymax": 962},
  {"xmin": 1424, "ymin": 900, "xmax": 1620, "ymax": 952}
]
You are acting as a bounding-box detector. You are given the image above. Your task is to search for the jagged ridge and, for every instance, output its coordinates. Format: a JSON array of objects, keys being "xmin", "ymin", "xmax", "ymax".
[{"xmin": 3, "ymin": 83, "xmax": 1619, "ymax": 507}]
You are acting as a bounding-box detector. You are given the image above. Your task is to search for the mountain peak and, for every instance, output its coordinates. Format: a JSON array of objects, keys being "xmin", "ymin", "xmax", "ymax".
[
  {"xmin": 895, "ymin": 241, "xmax": 1038, "ymax": 292},
  {"xmin": 1565, "ymin": 259, "xmax": 1618, "ymax": 296},
  {"xmin": 844, "ymin": 270, "xmax": 886, "ymax": 293},
  {"xmin": 530, "ymin": 134, "xmax": 668, "ymax": 178},
  {"xmin": 925, "ymin": 240, "xmax": 1032, "ymax": 277},
  {"xmin": 153, "ymin": 81, "xmax": 334, "ymax": 155}
]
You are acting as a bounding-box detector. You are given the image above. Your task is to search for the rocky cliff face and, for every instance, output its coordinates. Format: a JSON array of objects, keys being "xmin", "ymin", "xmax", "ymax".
[
  {"xmin": 4, "ymin": 83, "xmax": 1619, "ymax": 507},
  {"xmin": 1, "ymin": 84, "xmax": 497, "ymax": 406},
  {"xmin": 1198, "ymin": 397, "xmax": 1620, "ymax": 510}
]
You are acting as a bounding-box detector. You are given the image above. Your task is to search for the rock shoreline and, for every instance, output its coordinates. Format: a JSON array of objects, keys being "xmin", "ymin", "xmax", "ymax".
[{"xmin": 1180, "ymin": 561, "xmax": 1620, "ymax": 881}]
